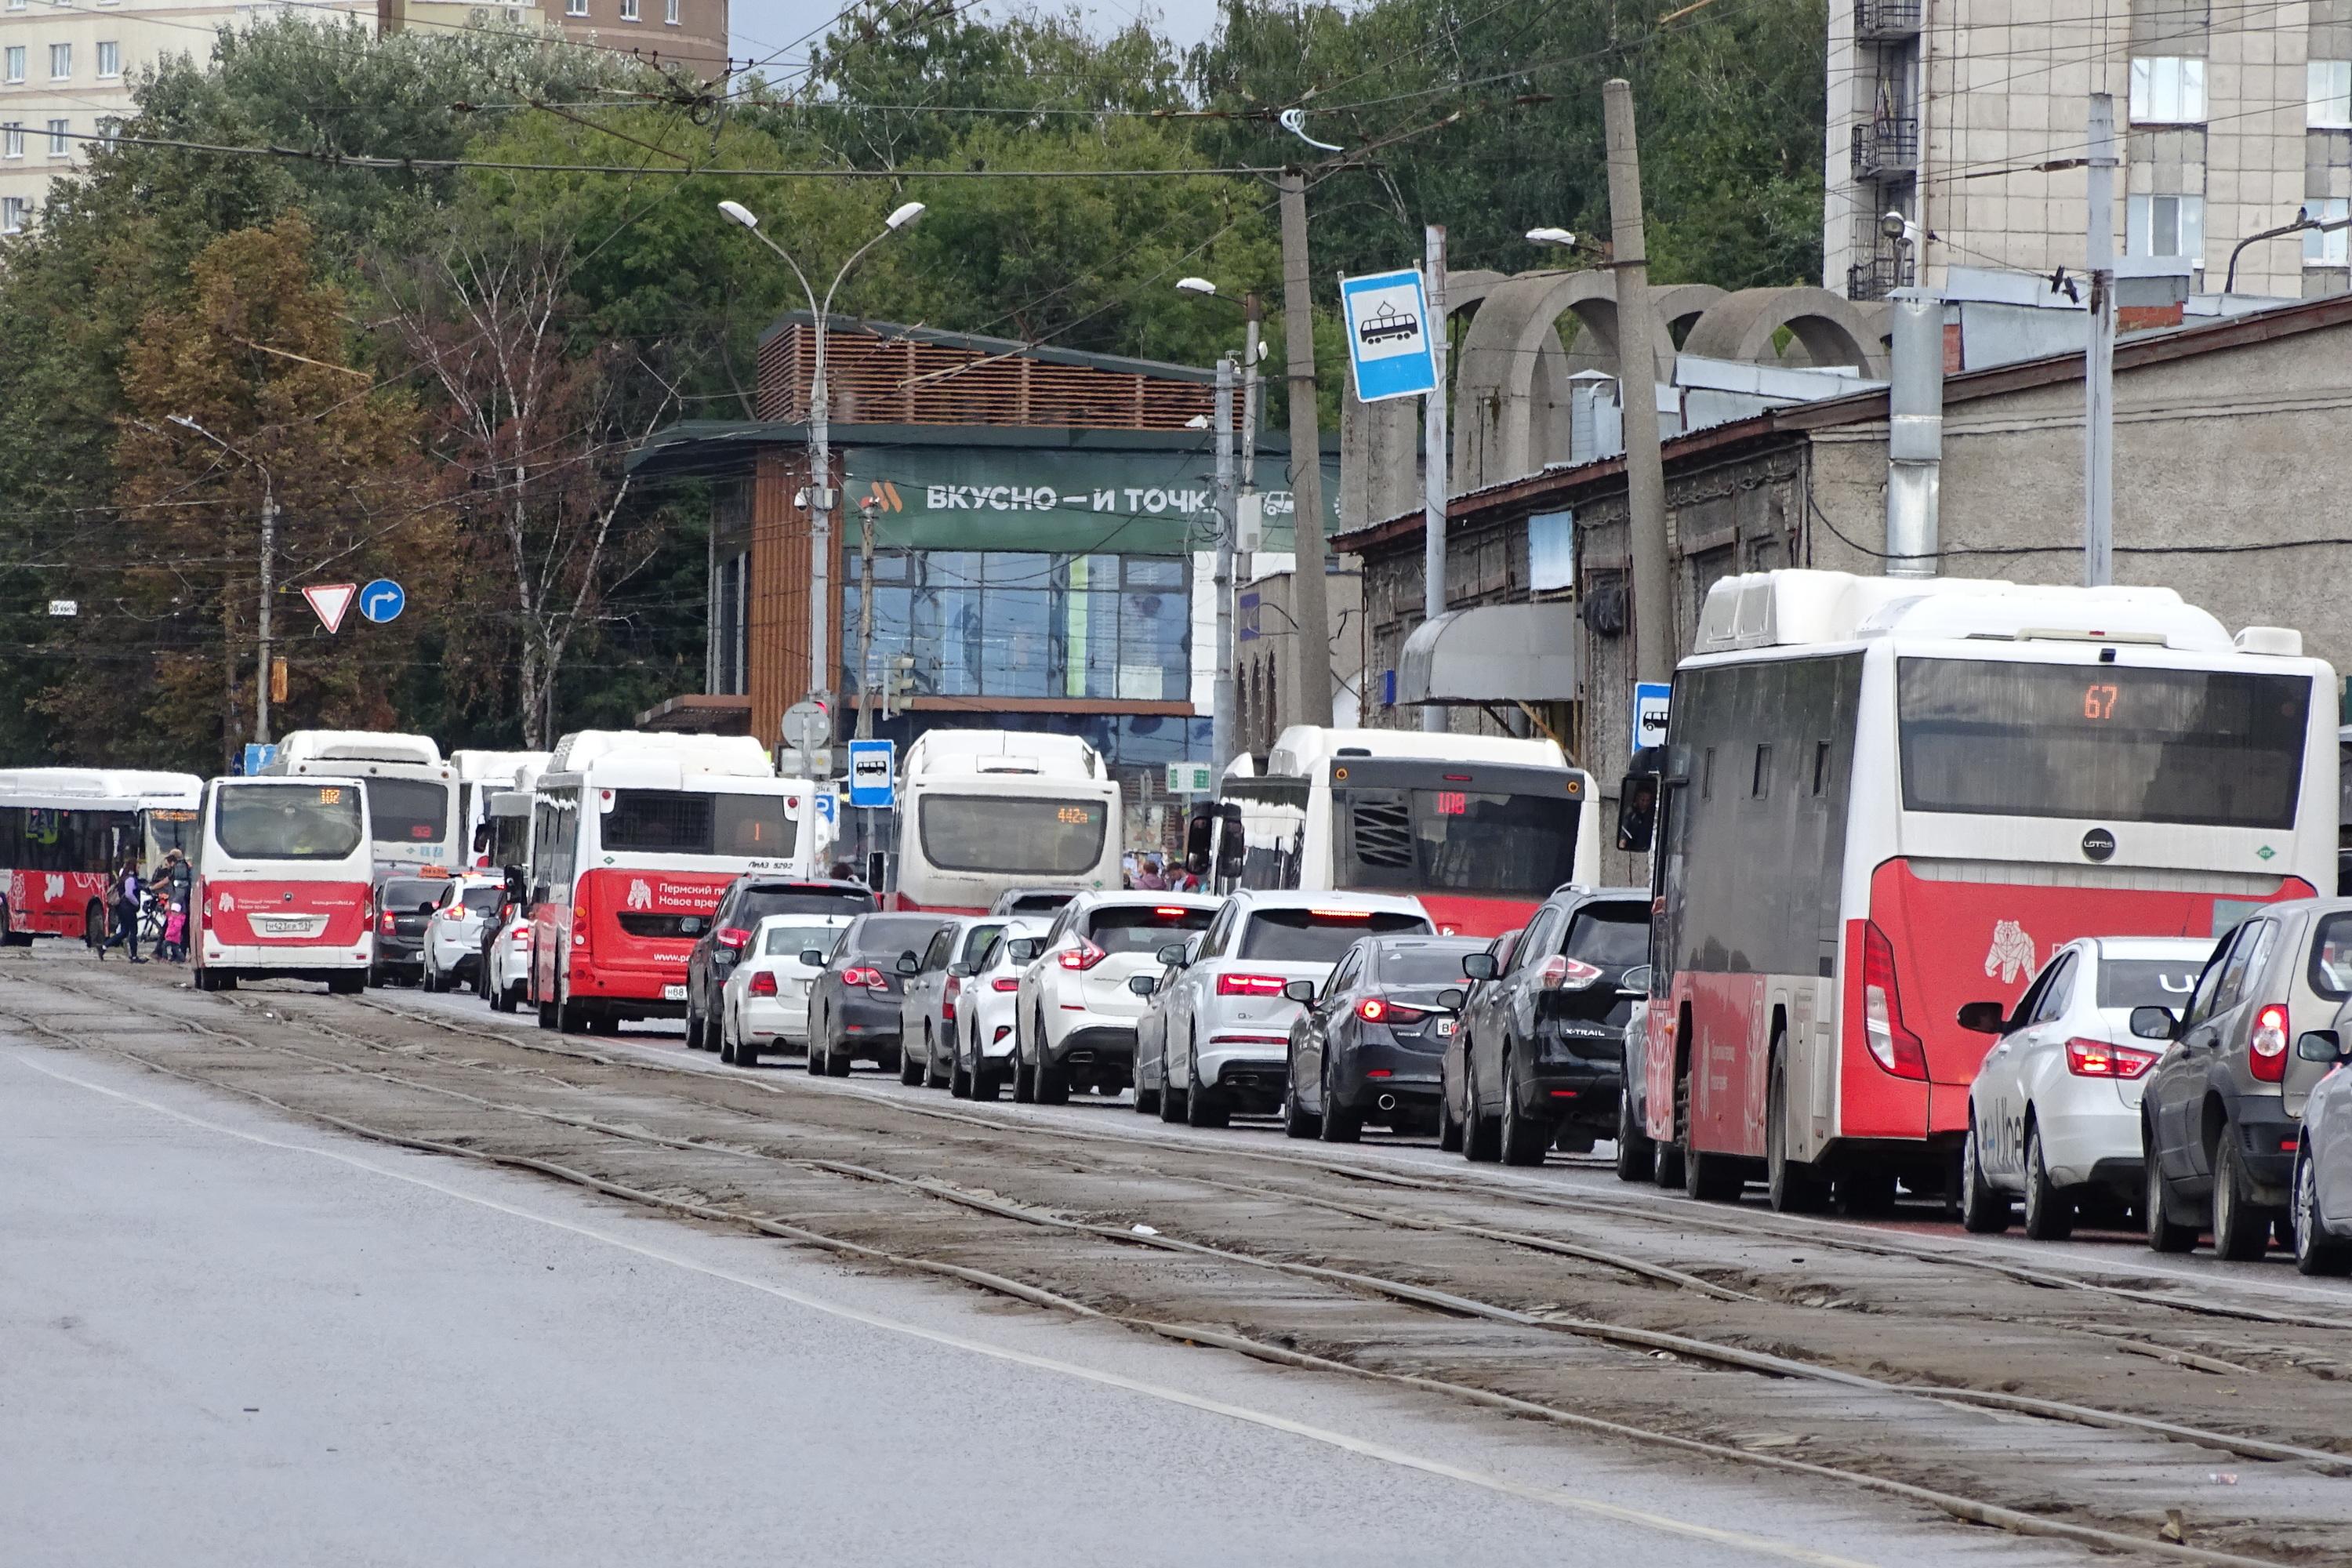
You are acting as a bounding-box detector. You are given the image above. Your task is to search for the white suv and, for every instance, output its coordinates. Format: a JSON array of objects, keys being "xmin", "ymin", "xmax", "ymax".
[
  {"xmin": 421, "ymin": 875, "xmax": 507, "ymax": 993},
  {"xmin": 1143, "ymin": 890, "xmax": 1434, "ymax": 1128},
  {"xmin": 1013, "ymin": 891, "xmax": 1219, "ymax": 1103}
]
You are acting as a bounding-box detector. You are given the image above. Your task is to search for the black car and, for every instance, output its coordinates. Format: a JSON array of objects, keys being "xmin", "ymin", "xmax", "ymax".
[
  {"xmin": 805, "ymin": 913, "xmax": 942, "ymax": 1076},
  {"xmin": 1452, "ymin": 886, "xmax": 1649, "ymax": 1166},
  {"xmin": 1438, "ymin": 926, "xmax": 1523, "ymax": 1152},
  {"xmin": 684, "ymin": 877, "xmax": 875, "ymax": 1052},
  {"xmin": 1281, "ymin": 935, "xmax": 1486, "ymax": 1142},
  {"xmin": 369, "ymin": 873, "xmax": 446, "ymax": 985}
]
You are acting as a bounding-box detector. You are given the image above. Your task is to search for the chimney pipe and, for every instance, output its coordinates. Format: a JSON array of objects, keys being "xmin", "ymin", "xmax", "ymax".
[{"xmin": 1883, "ymin": 289, "xmax": 1943, "ymax": 578}]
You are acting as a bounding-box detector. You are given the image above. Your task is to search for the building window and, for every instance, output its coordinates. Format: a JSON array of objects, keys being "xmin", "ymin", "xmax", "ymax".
[
  {"xmin": 48, "ymin": 41, "xmax": 68, "ymax": 79},
  {"xmin": 665, "ymin": 0, "xmax": 679, "ymax": 21},
  {"xmin": 2, "ymin": 0, "xmax": 21, "ymax": 13},
  {"xmin": 2126, "ymin": 193, "xmax": 2205, "ymax": 264},
  {"xmin": 564, "ymin": 0, "xmax": 585, "ymax": 13},
  {"xmin": 1527, "ymin": 510, "xmax": 1574, "ymax": 592},
  {"xmin": 2307, "ymin": 198, "xmax": 2350, "ymax": 267},
  {"xmin": 2, "ymin": 122, "xmax": 20, "ymax": 158},
  {"xmin": 2311, "ymin": 61, "xmax": 2352, "ymax": 129},
  {"xmin": 2129, "ymin": 56, "xmax": 2205, "ymax": 124},
  {"xmin": 1, "ymin": 196, "xmax": 24, "ymax": 234},
  {"xmin": 46, "ymin": 116, "xmax": 66, "ymax": 154},
  {"xmin": 619, "ymin": 0, "xmax": 638, "ymax": 16},
  {"xmin": 96, "ymin": 40, "xmax": 117, "ymax": 77},
  {"xmin": 4, "ymin": 46, "xmax": 23, "ymax": 82}
]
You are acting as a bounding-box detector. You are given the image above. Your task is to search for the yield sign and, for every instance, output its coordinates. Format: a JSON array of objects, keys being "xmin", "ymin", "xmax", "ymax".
[{"xmin": 302, "ymin": 583, "xmax": 358, "ymax": 633}]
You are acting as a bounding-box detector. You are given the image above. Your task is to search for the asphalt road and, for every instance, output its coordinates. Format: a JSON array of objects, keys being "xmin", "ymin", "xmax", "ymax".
[{"xmin": 2, "ymin": 1033, "xmax": 2074, "ymax": 1568}]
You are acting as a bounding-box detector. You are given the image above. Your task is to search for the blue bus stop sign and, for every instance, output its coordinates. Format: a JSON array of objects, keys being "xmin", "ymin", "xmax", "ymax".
[{"xmin": 847, "ymin": 739, "xmax": 895, "ymax": 810}]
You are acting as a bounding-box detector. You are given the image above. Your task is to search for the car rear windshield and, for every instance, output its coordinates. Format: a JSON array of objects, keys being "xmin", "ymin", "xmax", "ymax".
[
  {"xmin": 762, "ymin": 924, "xmax": 844, "ymax": 959},
  {"xmin": 604, "ymin": 791, "xmax": 797, "ymax": 858},
  {"xmin": 460, "ymin": 886, "xmax": 505, "ymax": 915},
  {"xmin": 381, "ymin": 879, "xmax": 442, "ymax": 909},
  {"xmin": 1239, "ymin": 909, "xmax": 1432, "ymax": 964},
  {"xmin": 1563, "ymin": 905, "xmax": 1650, "ymax": 967},
  {"xmin": 215, "ymin": 784, "xmax": 364, "ymax": 862},
  {"xmin": 1087, "ymin": 905, "xmax": 1214, "ymax": 954},
  {"xmin": 1004, "ymin": 892, "xmax": 1075, "ymax": 913},
  {"xmin": 367, "ymin": 778, "xmax": 450, "ymax": 847},
  {"xmin": 739, "ymin": 884, "xmax": 877, "ymax": 925},
  {"xmin": 1336, "ymin": 787, "xmax": 1581, "ymax": 895},
  {"xmin": 2096, "ymin": 956, "xmax": 2205, "ymax": 1009},
  {"xmin": 2310, "ymin": 913, "xmax": 2352, "ymax": 1000},
  {"xmin": 919, "ymin": 796, "xmax": 1108, "ymax": 876},
  {"xmin": 1896, "ymin": 659, "xmax": 2310, "ymax": 829},
  {"xmin": 846, "ymin": 915, "xmax": 949, "ymax": 957},
  {"xmin": 1374, "ymin": 946, "xmax": 1486, "ymax": 985}
]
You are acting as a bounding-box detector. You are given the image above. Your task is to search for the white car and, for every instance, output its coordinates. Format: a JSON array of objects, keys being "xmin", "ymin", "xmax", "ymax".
[
  {"xmin": 898, "ymin": 916, "xmax": 1007, "ymax": 1089},
  {"xmin": 953, "ymin": 918, "xmax": 1049, "ymax": 1102},
  {"xmin": 1139, "ymin": 890, "xmax": 1435, "ymax": 1129},
  {"xmin": 485, "ymin": 912, "xmax": 534, "ymax": 1013},
  {"xmin": 717, "ymin": 913, "xmax": 853, "ymax": 1066},
  {"xmin": 1959, "ymin": 935, "xmax": 2212, "ymax": 1239},
  {"xmin": 1012, "ymin": 891, "xmax": 1220, "ymax": 1105},
  {"xmin": 421, "ymin": 875, "xmax": 508, "ymax": 993}
]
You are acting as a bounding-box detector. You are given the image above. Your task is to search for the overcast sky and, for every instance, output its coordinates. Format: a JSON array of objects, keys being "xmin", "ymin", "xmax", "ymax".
[{"xmin": 726, "ymin": 0, "xmax": 1225, "ymax": 77}]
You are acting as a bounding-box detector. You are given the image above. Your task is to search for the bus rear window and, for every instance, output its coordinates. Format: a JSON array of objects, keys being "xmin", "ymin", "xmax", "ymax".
[
  {"xmin": 1337, "ymin": 788, "xmax": 1580, "ymax": 895},
  {"xmin": 918, "ymin": 796, "xmax": 1107, "ymax": 876},
  {"xmin": 1897, "ymin": 659, "xmax": 2310, "ymax": 829},
  {"xmin": 1239, "ymin": 908, "xmax": 1432, "ymax": 963},
  {"xmin": 604, "ymin": 792, "xmax": 797, "ymax": 858},
  {"xmin": 367, "ymin": 779, "xmax": 450, "ymax": 844},
  {"xmin": 215, "ymin": 786, "xmax": 364, "ymax": 862}
]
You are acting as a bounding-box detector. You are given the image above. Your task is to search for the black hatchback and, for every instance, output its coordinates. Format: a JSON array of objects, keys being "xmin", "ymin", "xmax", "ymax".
[
  {"xmin": 1281, "ymin": 935, "xmax": 1487, "ymax": 1142},
  {"xmin": 684, "ymin": 877, "xmax": 875, "ymax": 1051},
  {"xmin": 370, "ymin": 873, "xmax": 447, "ymax": 985},
  {"xmin": 1452, "ymin": 885, "xmax": 1650, "ymax": 1165}
]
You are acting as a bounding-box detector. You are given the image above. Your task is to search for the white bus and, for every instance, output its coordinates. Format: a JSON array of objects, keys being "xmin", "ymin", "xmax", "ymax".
[
  {"xmin": 890, "ymin": 730, "xmax": 1123, "ymax": 914},
  {"xmin": 1621, "ymin": 571, "xmax": 2337, "ymax": 1211},
  {"xmin": 1200, "ymin": 726, "xmax": 1600, "ymax": 938},
  {"xmin": 260, "ymin": 731, "xmax": 460, "ymax": 871},
  {"xmin": 191, "ymin": 775, "xmax": 376, "ymax": 993},
  {"xmin": 526, "ymin": 731, "xmax": 824, "ymax": 1032},
  {"xmin": 0, "ymin": 768, "xmax": 202, "ymax": 943},
  {"xmin": 452, "ymin": 749, "xmax": 550, "ymax": 868}
]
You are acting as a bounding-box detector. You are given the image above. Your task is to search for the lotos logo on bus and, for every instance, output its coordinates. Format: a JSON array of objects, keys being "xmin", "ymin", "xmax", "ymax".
[
  {"xmin": 1983, "ymin": 920, "xmax": 2038, "ymax": 985},
  {"xmin": 43, "ymin": 874, "xmax": 62, "ymax": 901},
  {"xmin": 218, "ymin": 891, "xmax": 238, "ymax": 913},
  {"xmin": 626, "ymin": 879, "xmax": 653, "ymax": 910}
]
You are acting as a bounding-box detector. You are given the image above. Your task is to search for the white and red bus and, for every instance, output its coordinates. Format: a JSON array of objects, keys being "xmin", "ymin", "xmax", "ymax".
[
  {"xmin": 1623, "ymin": 571, "xmax": 2337, "ymax": 1210},
  {"xmin": 0, "ymin": 768, "xmax": 202, "ymax": 944},
  {"xmin": 891, "ymin": 730, "xmax": 1123, "ymax": 914},
  {"xmin": 526, "ymin": 731, "xmax": 822, "ymax": 1033},
  {"xmin": 1203, "ymin": 727, "xmax": 1599, "ymax": 938},
  {"xmin": 191, "ymin": 775, "xmax": 376, "ymax": 993},
  {"xmin": 260, "ymin": 731, "xmax": 461, "ymax": 871}
]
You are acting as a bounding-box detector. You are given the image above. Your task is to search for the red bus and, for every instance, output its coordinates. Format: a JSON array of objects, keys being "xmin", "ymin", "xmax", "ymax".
[
  {"xmin": 0, "ymin": 769, "xmax": 202, "ymax": 944},
  {"xmin": 191, "ymin": 776, "xmax": 376, "ymax": 993}
]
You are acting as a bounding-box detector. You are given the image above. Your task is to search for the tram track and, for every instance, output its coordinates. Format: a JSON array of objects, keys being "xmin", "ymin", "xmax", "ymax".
[{"xmin": 9, "ymin": 964, "xmax": 2352, "ymax": 1564}]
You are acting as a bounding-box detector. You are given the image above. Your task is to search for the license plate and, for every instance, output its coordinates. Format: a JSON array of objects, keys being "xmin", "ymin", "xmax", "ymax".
[
  {"xmin": 662, "ymin": 984, "xmax": 687, "ymax": 1001},
  {"xmin": 1436, "ymin": 1018, "xmax": 1457, "ymax": 1036},
  {"xmin": 261, "ymin": 918, "xmax": 308, "ymax": 935}
]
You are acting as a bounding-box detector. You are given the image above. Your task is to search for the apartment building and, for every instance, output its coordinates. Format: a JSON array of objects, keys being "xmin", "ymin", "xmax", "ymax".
[
  {"xmin": 0, "ymin": 0, "xmax": 725, "ymax": 236},
  {"xmin": 1828, "ymin": 0, "xmax": 2352, "ymax": 302}
]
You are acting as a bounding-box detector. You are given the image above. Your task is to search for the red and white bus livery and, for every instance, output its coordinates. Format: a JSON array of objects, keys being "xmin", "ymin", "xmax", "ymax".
[
  {"xmin": 191, "ymin": 776, "xmax": 376, "ymax": 993},
  {"xmin": 1203, "ymin": 727, "xmax": 1599, "ymax": 938},
  {"xmin": 526, "ymin": 731, "xmax": 822, "ymax": 1033},
  {"xmin": 0, "ymin": 768, "xmax": 201, "ymax": 944},
  {"xmin": 1624, "ymin": 571, "xmax": 2337, "ymax": 1210}
]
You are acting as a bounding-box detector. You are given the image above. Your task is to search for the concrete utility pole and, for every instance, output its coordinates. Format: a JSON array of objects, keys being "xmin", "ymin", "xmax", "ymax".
[
  {"xmin": 1421, "ymin": 223, "xmax": 1450, "ymax": 734},
  {"xmin": 2083, "ymin": 93, "xmax": 2118, "ymax": 588},
  {"xmin": 1241, "ymin": 293, "xmax": 1262, "ymax": 514},
  {"xmin": 1602, "ymin": 78, "xmax": 1673, "ymax": 689},
  {"xmin": 256, "ymin": 481, "xmax": 278, "ymax": 746},
  {"xmin": 854, "ymin": 496, "xmax": 877, "ymax": 741},
  {"xmin": 1277, "ymin": 168, "xmax": 1334, "ymax": 728},
  {"xmin": 1211, "ymin": 359, "xmax": 1237, "ymax": 778}
]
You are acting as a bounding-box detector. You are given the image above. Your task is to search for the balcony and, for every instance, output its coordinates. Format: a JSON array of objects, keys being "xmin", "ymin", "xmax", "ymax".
[
  {"xmin": 1850, "ymin": 117, "xmax": 1919, "ymax": 180},
  {"xmin": 1855, "ymin": 0, "xmax": 1922, "ymax": 40},
  {"xmin": 1847, "ymin": 249, "xmax": 1915, "ymax": 302}
]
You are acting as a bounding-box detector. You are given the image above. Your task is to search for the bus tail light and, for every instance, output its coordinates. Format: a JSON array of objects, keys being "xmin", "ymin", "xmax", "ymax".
[
  {"xmin": 1536, "ymin": 955, "xmax": 1604, "ymax": 991},
  {"xmin": 1058, "ymin": 938, "xmax": 1108, "ymax": 971},
  {"xmin": 1218, "ymin": 973, "xmax": 1287, "ymax": 996},
  {"xmin": 2251, "ymin": 1003, "xmax": 2290, "ymax": 1082},
  {"xmin": 749, "ymin": 971, "xmax": 779, "ymax": 997},
  {"xmin": 1860, "ymin": 920, "xmax": 1928, "ymax": 1080},
  {"xmin": 716, "ymin": 926, "xmax": 753, "ymax": 951},
  {"xmin": 2064, "ymin": 1038, "xmax": 2159, "ymax": 1080}
]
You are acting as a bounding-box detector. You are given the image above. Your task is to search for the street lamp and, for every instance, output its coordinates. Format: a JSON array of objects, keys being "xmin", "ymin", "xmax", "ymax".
[
  {"xmin": 719, "ymin": 197, "xmax": 927, "ymax": 727},
  {"xmin": 171, "ymin": 414, "xmax": 278, "ymax": 748},
  {"xmin": 1525, "ymin": 227, "xmax": 1578, "ymax": 249},
  {"xmin": 1174, "ymin": 278, "xmax": 1268, "ymax": 780}
]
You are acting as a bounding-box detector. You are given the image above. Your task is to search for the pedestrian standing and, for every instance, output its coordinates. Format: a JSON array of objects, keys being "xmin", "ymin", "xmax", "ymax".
[
  {"xmin": 1133, "ymin": 855, "xmax": 1169, "ymax": 892},
  {"xmin": 97, "ymin": 856, "xmax": 144, "ymax": 963},
  {"xmin": 152, "ymin": 848, "xmax": 194, "ymax": 961}
]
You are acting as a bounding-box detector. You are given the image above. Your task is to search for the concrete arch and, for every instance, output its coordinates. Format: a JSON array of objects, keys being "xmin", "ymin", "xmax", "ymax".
[{"xmin": 1679, "ymin": 286, "xmax": 1885, "ymax": 376}]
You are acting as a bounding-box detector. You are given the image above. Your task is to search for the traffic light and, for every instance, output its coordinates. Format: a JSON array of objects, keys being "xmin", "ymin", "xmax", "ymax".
[{"xmin": 884, "ymin": 655, "xmax": 916, "ymax": 717}]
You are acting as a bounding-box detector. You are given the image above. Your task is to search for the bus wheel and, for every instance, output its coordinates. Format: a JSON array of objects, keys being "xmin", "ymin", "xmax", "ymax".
[
  {"xmin": 558, "ymin": 997, "xmax": 590, "ymax": 1034},
  {"xmin": 1766, "ymin": 1049, "xmax": 1828, "ymax": 1213},
  {"xmin": 84, "ymin": 901, "xmax": 105, "ymax": 948}
]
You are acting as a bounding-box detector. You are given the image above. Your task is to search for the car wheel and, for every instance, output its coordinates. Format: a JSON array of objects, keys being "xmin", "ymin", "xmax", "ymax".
[
  {"xmin": 1319, "ymin": 1058, "xmax": 1362, "ymax": 1145},
  {"xmin": 1280, "ymin": 1055, "xmax": 1318, "ymax": 1139},
  {"xmin": 1158, "ymin": 1037, "xmax": 1190, "ymax": 1123},
  {"xmin": 1462, "ymin": 1065, "xmax": 1500, "ymax": 1163},
  {"xmin": 1765, "ymin": 1047, "xmax": 1827, "ymax": 1213},
  {"xmin": 950, "ymin": 1051, "xmax": 971, "ymax": 1099},
  {"xmin": 2020, "ymin": 1121, "xmax": 2074, "ymax": 1241},
  {"xmin": 737, "ymin": 1010, "xmax": 760, "ymax": 1067},
  {"xmin": 717, "ymin": 1007, "xmax": 738, "ymax": 1065},
  {"xmin": 1613, "ymin": 1075, "xmax": 1654, "ymax": 1182},
  {"xmin": 685, "ymin": 1004, "xmax": 707, "ymax": 1052},
  {"xmin": 1032, "ymin": 1011, "xmax": 1070, "ymax": 1105},
  {"xmin": 1958, "ymin": 1113, "xmax": 2012, "ymax": 1234},
  {"xmin": 2143, "ymin": 1136, "xmax": 2198, "ymax": 1253},
  {"xmin": 1185, "ymin": 1051, "xmax": 1229, "ymax": 1130},
  {"xmin": 805, "ymin": 1009, "xmax": 826, "ymax": 1075},
  {"xmin": 1133, "ymin": 1049, "xmax": 1160, "ymax": 1116},
  {"xmin": 924, "ymin": 1026, "xmax": 949, "ymax": 1090},
  {"xmin": 1497, "ymin": 1048, "xmax": 1544, "ymax": 1167},
  {"xmin": 898, "ymin": 1036, "xmax": 925, "ymax": 1085},
  {"xmin": 2293, "ymin": 1151, "xmax": 2352, "ymax": 1276},
  {"xmin": 2210, "ymin": 1127, "xmax": 2270, "ymax": 1261},
  {"xmin": 1436, "ymin": 1073, "xmax": 1465, "ymax": 1153}
]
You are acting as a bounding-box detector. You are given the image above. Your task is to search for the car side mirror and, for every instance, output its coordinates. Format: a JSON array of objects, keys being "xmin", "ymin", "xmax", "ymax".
[
  {"xmin": 1436, "ymin": 986, "xmax": 1466, "ymax": 1011},
  {"xmin": 2129, "ymin": 1006, "xmax": 2179, "ymax": 1041},
  {"xmin": 800, "ymin": 949, "xmax": 826, "ymax": 967},
  {"xmin": 1215, "ymin": 802, "xmax": 1246, "ymax": 880},
  {"xmin": 2297, "ymin": 1028, "xmax": 2347, "ymax": 1063},
  {"xmin": 1620, "ymin": 964, "xmax": 1652, "ymax": 996},
  {"xmin": 1615, "ymin": 770, "xmax": 1658, "ymax": 854},
  {"xmin": 1956, "ymin": 1000, "xmax": 2009, "ymax": 1035},
  {"xmin": 1127, "ymin": 973, "xmax": 1158, "ymax": 996},
  {"xmin": 1184, "ymin": 805, "xmax": 1214, "ymax": 877},
  {"xmin": 1461, "ymin": 953, "xmax": 1497, "ymax": 982},
  {"xmin": 1282, "ymin": 979, "xmax": 1317, "ymax": 1004},
  {"xmin": 1157, "ymin": 941, "xmax": 1189, "ymax": 967},
  {"xmin": 1008, "ymin": 938, "xmax": 1041, "ymax": 964},
  {"xmin": 895, "ymin": 952, "xmax": 920, "ymax": 977}
]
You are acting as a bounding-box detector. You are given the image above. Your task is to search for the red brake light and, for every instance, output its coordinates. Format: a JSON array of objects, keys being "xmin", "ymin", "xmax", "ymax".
[
  {"xmin": 1357, "ymin": 996, "xmax": 1427, "ymax": 1025},
  {"xmin": 1308, "ymin": 909, "xmax": 1373, "ymax": 920},
  {"xmin": 991, "ymin": 976, "xmax": 1020, "ymax": 992},
  {"xmin": 749, "ymin": 970, "xmax": 778, "ymax": 997},
  {"xmin": 1859, "ymin": 920, "xmax": 1928, "ymax": 1080},
  {"xmin": 2251, "ymin": 1003, "xmax": 2290, "ymax": 1082},
  {"xmin": 379, "ymin": 910, "xmax": 397, "ymax": 933},
  {"xmin": 840, "ymin": 965, "xmax": 885, "ymax": 989},
  {"xmin": 1218, "ymin": 972, "xmax": 1288, "ymax": 996},
  {"xmin": 2063, "ymin": 1037, "xmax": 2159, "ymax": 1080},
  {"xmin": 1536, "ymin": 955, "xmax": 1604, "ymax": 991},
  {"xmin": 1058, "ymin": 938, "xmax": 1109, "ymax": 971},
  {"xmin": 1155, "ymin": 906, "xmax": 1190, "ymax": 917},
  {"xmin": 717, "ymin": 926, "xmax": 752, "ymax": 950}
]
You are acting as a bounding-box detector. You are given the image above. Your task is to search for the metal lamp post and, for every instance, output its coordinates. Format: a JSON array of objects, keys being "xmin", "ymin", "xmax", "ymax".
[
  {"xmin": 719, "ymin": 198, "xmax": 925, "ymax": 728},
  {"xmin": 171, "ymin": 414, "xmax": 278, "ymax": 747}
]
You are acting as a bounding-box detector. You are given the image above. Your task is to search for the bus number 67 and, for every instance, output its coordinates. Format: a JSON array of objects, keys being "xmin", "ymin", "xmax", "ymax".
[{"xmin": 2082, "ymin": 684, "xmax": 2118, "ymax": 720}]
